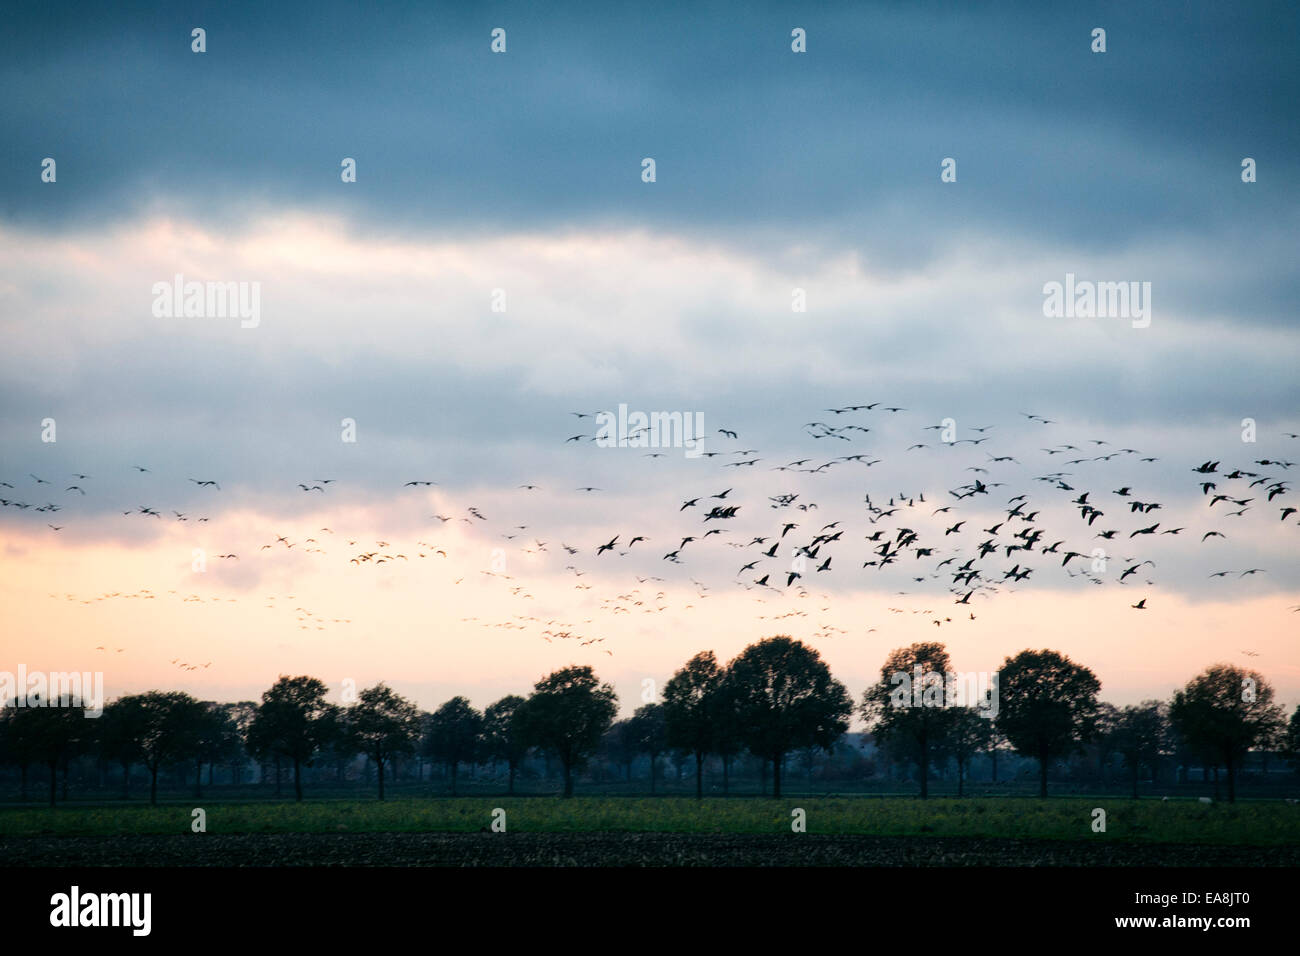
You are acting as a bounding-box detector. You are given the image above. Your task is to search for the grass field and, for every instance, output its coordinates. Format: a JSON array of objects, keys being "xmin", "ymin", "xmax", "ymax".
[{"xmin": 3, "ymin": 796, "xmax": 1298, "ymax": 845}]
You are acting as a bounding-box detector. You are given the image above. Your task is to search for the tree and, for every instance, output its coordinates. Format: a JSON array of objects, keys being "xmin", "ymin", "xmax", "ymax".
[
  {"xmin": 631, "ymin": 703, "xmax": 668, "ymax": 794},
  {"xmin": 986, "ymin": 728, "xmax": 1009, "ymax": 784},
  {"xmin": 97, "ymin": 697, "xmax": 148, "ymax": 799},
  {"xmin": 5, "ymin": 703, "xmax": 87, "ymax": 806},
  {"xmin": 421, "ymin": 696, "xmax": 483, "ymax": 796},
  {"xmin": 483, "ymin": 695, "xmax": 529, "ymax": 793},
  {"xmin": 948, "ymin": 707, "xmax": 994, "ymax": 797},
  {"xmin": 862, "ymin": 642, "xmax": 956, "ymax": 799},
  {"xmin": 711, "ymin": 677, "xmax": 745, "ymax": 795},
  {"xmin": 516, "ymin": 666, "xmax": 617, "ymax": 798},
  {"xmin": 350, "ymin": 684, "xmax": 420, "ymax": 800},
  {"xmin": 131, "ymin": 691, "xmax": 208, "ymax": 805},
  {"xmin": 246, "ymin": 676, "xmax": 340, "ymax": 802},
  {"xmin": 0, "ymin": 706, "xmax": 34, "ymax": 799},
  {"xmin": 193, "ymin": 702, "xmax": 240, "ymax": 797},
  {"xmin": 1093, "ymin": 702, "xmax": 1122, "ymax": 788},
  {"xmin": 602, "ymin": 718, "xmax": 639, "ymax": 783},
  {"xmin": 1284, "ymin": 705, "xmax": 1300, "ymax": 777},
  {"xmin": 1169, "ymin": 664, "xmax": 1284, "ymax": 803},
  {"xmin": 1109, "ymin": 700, "xmax": 1169, "ymax": 798},
  {"xmin": 663, "ymin": 650, "xmax": 726, "ymax": 798},
  {"xmin": 218, "ymin": 701, "xmax": 258, "ymax": 785},
  {"xmin": 995, "ymin": 649, "xmax": 1101, "ymax": 798},
  {"xmin": 321, "ymin": 706, "xmax": 361, "ymax": 784},
  {"xmin": 726, "ymin": 636, "xmax": 852, "ymax": 799}
]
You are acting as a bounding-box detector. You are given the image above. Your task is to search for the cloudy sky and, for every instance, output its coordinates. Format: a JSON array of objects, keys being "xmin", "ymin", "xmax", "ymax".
[{"xmin": 2, "ymin": 1, "xmax": 1297, "ymax": 719}]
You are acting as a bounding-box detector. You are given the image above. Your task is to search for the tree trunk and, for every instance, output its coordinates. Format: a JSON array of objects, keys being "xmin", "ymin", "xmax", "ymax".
[
  {"xmin": 990, "ymin": 747, "xmax": 998, "ymax": 783},
  {"xmin": 649, "ymin": 754, "xmax": 657, "ymax": 795},
  {"xmin": 1039, "ymin": 745, "xmax": 1049, "ymax": 798},
  {"xmin": 1132, "ymin": 762, "xmax": 1139, "ymax": 799},
  {"xmin": 293, "ymin": 757, "xmax": 303, "ymax": 802},
  {"xmin": 563, "ymin": 758, "xmax": 574, "ymax": 798},
  {"xmin": 48, "ymin": 760, "xmax": 57, "ymax": 807},
  {"xmin": 772, "ymin": 753, "xmax": 783, "ymax": 799},
  {"xmin": 274, "ymin": 755, "xmax": 283, "ymax": 796},
  {"xmin": 508, "ymin": 761, "xmax": 516, "ymax": 795},
  {"xmin": 195, "ymin": 758, "xmax": 203, "ymax": 798},
  {"xmin": 377, "ymin": 757, "xmax": 386, "ymax": 800},
  {"xmin": 150, "ymin": 765, "xmax": 159, "ymax": 806},
  {"xmin": 121, "ymin": 760, "xmax": 131, "ymax": 799},
  {"xmin": 722, "ymin": 755, "xmax": 730, "ymax": 796},
  {"xmin": 1225, "ymin": 753, "xmax": 1236, "ymax": 803},
  {"xmin": 61, "ymin": 759, "xmax": 69, "ymax": 800},
  {"xmin": 957, "ymin": 757, "xmax": 965, "ymax": 797},
  {"xmin": 695, "ymin": 752, "xmax": 704, "ymax": 799}
]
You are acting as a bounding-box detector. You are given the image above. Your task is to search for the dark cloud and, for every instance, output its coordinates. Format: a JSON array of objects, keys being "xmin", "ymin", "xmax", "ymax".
[{"xmin": 2, "ymin": 0, "xmax": 1296, "ymax": 264}]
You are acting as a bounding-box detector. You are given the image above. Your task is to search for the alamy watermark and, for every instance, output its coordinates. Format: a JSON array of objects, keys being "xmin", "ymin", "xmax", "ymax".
[
  {"xmin": 1, "ymin": 666, "xmax": 104, "ymax": 717},
  {"xmin": 888, "ymin": 667, "xmax": 1000, "ymax": 719},
  {"xmin": 1042, "ymin": 273, "xmax": 1150, "ymax": 329},
  {"xmin": 595, "ymin": 404, "xmax": 706, "ymax": 459},
  {"xmin": 50, "ymin": 886, "xmax": 151, "ymax": 936},
  {"xmin": 152, "ymin": 273, "xmax": 260, "ymax": 328}
]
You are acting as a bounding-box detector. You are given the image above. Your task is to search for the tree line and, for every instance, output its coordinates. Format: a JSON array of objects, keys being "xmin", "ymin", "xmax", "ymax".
[{"xmin": 2, "ymin": 636, "xmax": 1297, "ymax": 805}]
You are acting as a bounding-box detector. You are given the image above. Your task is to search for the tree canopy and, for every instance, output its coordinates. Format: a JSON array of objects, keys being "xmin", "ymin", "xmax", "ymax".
[
  {"xmin": 726, "ymin": 636, "xmax": 852, "ymax": 798},
  {"xmin": 996, "ymin": 649, "xmax": 1101, "ymax": 798}
]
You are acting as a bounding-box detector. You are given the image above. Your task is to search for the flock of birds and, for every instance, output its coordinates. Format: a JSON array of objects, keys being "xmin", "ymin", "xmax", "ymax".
[{"xmin": 8, "ymin": 405, "xmax": 1298, "ymax": 670}]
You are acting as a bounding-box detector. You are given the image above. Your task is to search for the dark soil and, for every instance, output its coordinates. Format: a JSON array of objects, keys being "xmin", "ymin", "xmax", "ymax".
[{"xmin": 5, "ymin": 832, "xmax": 1294, "ymax": 866}]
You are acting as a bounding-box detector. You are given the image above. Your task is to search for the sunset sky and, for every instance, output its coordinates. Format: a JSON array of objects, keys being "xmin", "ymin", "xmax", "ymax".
[{"xmin": 2, "ymin": 2, "xmax": 1297, "ymax": 722}]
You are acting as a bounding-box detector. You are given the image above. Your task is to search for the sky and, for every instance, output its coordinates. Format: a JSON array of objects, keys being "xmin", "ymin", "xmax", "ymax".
[{"xmin": 1, "ymin": 1, "xmax": 1297, "ymax": 723}]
